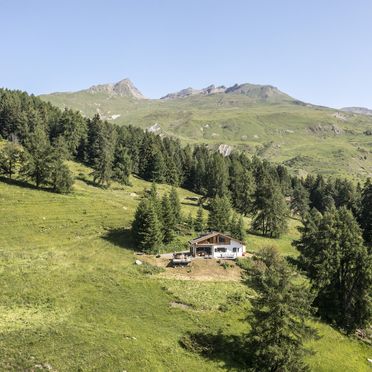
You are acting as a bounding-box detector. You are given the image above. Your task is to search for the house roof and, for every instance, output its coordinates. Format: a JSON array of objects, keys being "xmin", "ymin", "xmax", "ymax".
[{"xmin": 189, "ymin": 231, "xmax": 245, "ymax": 245}]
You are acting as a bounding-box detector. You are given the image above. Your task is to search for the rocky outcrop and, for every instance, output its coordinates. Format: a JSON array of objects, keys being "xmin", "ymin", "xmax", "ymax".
[
  {"xmin": 161, "ymin": 82, "xmax": 293, "ymax": 102},
  {"xmin": 161, "ymin": 84, "xmax": 226, "ymax": 99},
  {"xmin": 87, "ymin": 78, "xmax": 146, "ymax": 99}
]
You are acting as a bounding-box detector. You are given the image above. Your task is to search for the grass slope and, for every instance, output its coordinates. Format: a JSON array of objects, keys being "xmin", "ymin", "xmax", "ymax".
[
  {"xmin": 40, "ymin": 91, "xmax": 372, "ymax": 179},
  {"xmin": 0, "ymin": 163, "xmax": 370, "ymax": 371}
]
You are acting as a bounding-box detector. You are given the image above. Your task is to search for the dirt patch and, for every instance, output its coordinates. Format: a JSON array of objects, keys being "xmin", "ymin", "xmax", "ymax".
[{"xmin": 140, "ymin": 255, "xmax": 247, "ymax": 282}]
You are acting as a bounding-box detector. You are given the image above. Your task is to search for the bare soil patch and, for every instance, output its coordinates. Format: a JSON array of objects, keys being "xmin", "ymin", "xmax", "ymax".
[{"xmin": 140, "ymin": 255, "xmax": 247, "ymax": 282}]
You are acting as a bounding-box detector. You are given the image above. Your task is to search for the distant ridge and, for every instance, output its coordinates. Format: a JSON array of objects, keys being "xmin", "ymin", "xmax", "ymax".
[
  {"xmin": 161, "ymin": 82, "xmax": 294, "ymax": 103},
  {"xmin": 341, "ymin": 106, "xmax": 372, "ymax": 116},
  {"xmin": 84, "ymin": 78, "xmax": 146, "ymax": 99}
]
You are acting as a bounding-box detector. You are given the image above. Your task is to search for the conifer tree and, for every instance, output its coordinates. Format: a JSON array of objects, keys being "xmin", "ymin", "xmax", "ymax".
[
  {"xmin": 91, "ymin": 122, "xmax": 116, "ymax": 186},
  {"xmin": 294, "ymin": 207, "xmax": 372, "ymax": 332},
  {"xmin": 252, "ymin": 182, "xmax": 289, "ymax": 238},
  {"xmin": 186, "ymin": 211, "xmax": 194, "ymax": 231},
  {"xmin": 161, "ymin": 194, "xmax": 176, "ymax": 243},
  {"xmin": 206, "ymin": 153, "xmax": 229, "ymax": 198},
  {"xmin": 291, "ymin": 182, "xmax": 310, "ymax": 220},
  {"xmin": 0, "ymin": 141, "xmax": 23, "ymax": 179},
  {"xmin": 169, "ymin": 187, "xmax": 181, "ymax": 224},
  {"xmin": 49, "ymin": 137, "xmax": 73, "ymax": 193},
  {"xmin": 229, "ymin": 213, "xmax": 238, "ymax": 237},
  {"xmin": 208, "ymin": 196, "xmax": 232, "ymax": 232},
  {"xmin": 236, "ymin": 215, "xmax": 245, "ymax": 242},
  {"xmin": 245, "ymin": 247, "xmax": 315, "ymax": 372},
  {"xmin": 359, "ymin": 179, "xmax": 372, "ymax": 246},
  {"xmin": 132, "ymin": 197, "xmax": 163, "ymax": 252},
  {"xmin": 194, "ymin": 205, "xmax": 204, "ymax": 233},
  {"xmin": 112, "ymin": 144, "xmax": 132, "ymax": 185},
  {"xmin": 21, "ymin": 125, "xmax": 52, "ymax": 187},
  {"xmin": 151, "ymin": 150, "xmax": 167, "ymax": 183}
]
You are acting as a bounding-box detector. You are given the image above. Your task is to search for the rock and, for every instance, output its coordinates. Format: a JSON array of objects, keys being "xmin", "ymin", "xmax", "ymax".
[
  {"xmin": 147, "ymin": 123, "xmax": 161, "ymax": 133},
  {"xmin": 218, "ymin": 144, "xmax": 233, "ymax": 157},
  {"xmin": 135, "ymin": 260, "xmax": 143, "ymax": 265},
  {"xmin": 87, "ymin": 78, "xmax": 146, "ymax": 99}
]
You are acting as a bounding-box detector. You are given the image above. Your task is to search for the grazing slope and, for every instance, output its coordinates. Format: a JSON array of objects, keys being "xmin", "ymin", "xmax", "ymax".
[
  {"xmin": 0, "ymin": 162, "xmax": 370, "ymax": 371},
  {"xmin": 40, "ymin": 79, "xmax": 372, "ymax": 179}
]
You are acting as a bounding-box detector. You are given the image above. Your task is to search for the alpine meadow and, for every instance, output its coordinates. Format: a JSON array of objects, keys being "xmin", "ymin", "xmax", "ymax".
[{"xmin": 1, "ymin": 1, "xmax": 372, "ymax": 371}]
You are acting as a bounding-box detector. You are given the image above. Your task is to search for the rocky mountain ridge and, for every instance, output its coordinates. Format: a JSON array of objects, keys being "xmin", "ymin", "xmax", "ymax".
[{"xmin": 85, "ymin": 78, "xmax": 146, "ymax": 99}]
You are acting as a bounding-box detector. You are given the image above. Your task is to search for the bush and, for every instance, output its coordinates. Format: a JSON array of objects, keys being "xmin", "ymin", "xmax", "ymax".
[{"xmin": 137, "ymin": 262, "xmax": 165, "ymax": 275}]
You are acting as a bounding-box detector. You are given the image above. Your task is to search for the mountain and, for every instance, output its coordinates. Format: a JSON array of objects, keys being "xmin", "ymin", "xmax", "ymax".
[
  {"xmin": 39, "ymin": 78, "xmax": 372, "ymax": 180},
  {"xmin": 161, "ymin": 82, "xmax": 294, "ymax": 103},
  {"xmin": 81, "ymin": 78, "xmax": 145, "ymax": 99},
  {"xmin": 161, "ymin": 84, "xmax": 226, "ymax": 99},
  {"xmin": 341, "ymin": 106, "xmax": 372, "ymax": 116}
]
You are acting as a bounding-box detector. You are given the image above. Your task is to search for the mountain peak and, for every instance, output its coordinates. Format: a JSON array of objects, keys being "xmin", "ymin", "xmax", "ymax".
[
  {"xmin": 86, "ymin": 78, "xmax": 145, "ymax": 99},
  {"xmin": 160, "ymin": 82, "xmax": 292, "ymax": 102}
]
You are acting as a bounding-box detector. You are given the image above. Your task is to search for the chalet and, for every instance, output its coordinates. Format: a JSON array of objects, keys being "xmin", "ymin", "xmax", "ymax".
[{"xmin": 189, "ymin": 232, "xmax": 246, "ymax": 259}]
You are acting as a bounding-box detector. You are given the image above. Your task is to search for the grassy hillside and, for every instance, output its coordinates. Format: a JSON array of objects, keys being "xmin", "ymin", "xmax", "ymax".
[
  {"xmin": 40, "ymin": 91, "xmax": 372, "ymax": 179},
  {"xmin": 0, "ymin": 163, "xmax": 370, "ymax": 371}
]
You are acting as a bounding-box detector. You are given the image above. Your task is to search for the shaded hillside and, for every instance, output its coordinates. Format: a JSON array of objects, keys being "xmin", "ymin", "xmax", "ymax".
[{"xmin": 40, "ymin": 79, "xmax": 372, "ymax": 179}]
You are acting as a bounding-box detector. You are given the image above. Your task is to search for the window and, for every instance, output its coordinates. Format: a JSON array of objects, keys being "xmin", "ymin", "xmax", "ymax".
[
  {"xmin": 218, "ymin": 236, "xmax": 225, "ymax": 243},
  {"xmin": 233, "ymin": 247, "xmax": 239, "ymax": 253},
  {"xmin": 215, "ymin": 247, "xmax": 226, "ymax": 253}
]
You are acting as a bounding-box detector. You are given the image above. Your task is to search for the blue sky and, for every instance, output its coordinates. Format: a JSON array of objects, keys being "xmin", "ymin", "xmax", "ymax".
[{"xmin": 1, "ymin": 0, "xmax": 372, "ymax": 107}]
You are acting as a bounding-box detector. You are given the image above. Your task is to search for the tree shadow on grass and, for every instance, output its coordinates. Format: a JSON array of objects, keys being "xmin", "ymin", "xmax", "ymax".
[
  {"xmin": 0, "ymin": 176, "xmax": 53, "ymax": 193},
  {"xmin": 76, "ymin": 176, "xmax": 107, "ymax": 189},
  {"xmin": 179, "ymin": 331, "xmax": 248, "ymax": 370},
  {"xmin": 101, "ymin": 228, "xmax": 137, "ymax": 251}
]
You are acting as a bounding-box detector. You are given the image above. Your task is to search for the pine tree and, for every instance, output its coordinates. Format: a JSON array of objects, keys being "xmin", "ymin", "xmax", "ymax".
[
  {"xmin": 294, "ymin": 207, "xmax": 372, "ymax": 332},
  {"xmin": 21, "ymin": 125, "xmax": 52, "ymax": 187},
  {"xmin": 186, "ymin": 211, "xmax": 194, "ymax": 231},
  {"xmin": 194, "ymin": 205, "xmax": 204, "ymax": 233},
  {"xmin": 161, "ymin": 194, "xmax": 176, "ymax": 243},
  {"xmin": 0, "ymin": 141, "xmax": 23, "ymax": 179},
  {"xmin": 245, "ymin": 246, "xmax": 315, "ymax": 372},
  {"xmin": 206, "ymin": 153, "xmax": 229, "ymax": 198},
  {"xmin": 132, "ymin": 197, "xmax": 163, "ymax": 252},
  {"xmin": 91, "ymin": 122, "xmax": 116, "ymax": 186},
  {"xmin": 291, "ymin": 182, "xmax": 310, "ymax": 220},
  {"xmin": 229, "ymin": 158, "xmax": 255, "ymax": 216},
  {"xmin": 208, "ymin": 196, "xmax": 232, "ymax": 232},
  {"xmin": 58, "ymin": 108, "xmax": 87, "ymax": 156},
  {"xmin": 359, "ymin": 179, "xmax": 372, "ymax": 246},
  {"xmin": 229, "ymin": 213, "xmax": 238, "ymax": 237},
  {"xmin": 48, "ymin": 138, "xmax": 73, "ymax": 193},
  {"xmin": 169, "ymin": 187, "xmax": 181, "ymax": 224},
  {"xmin": 236, "ymin": 215, "xmax": 245, "ymax": 242},
  {"xmin": 112, "ymin": 144, "xmax": 132, "ymax": 185},
  {"xmin": 252, "ymin": 182, "xmax": 289, "ymax": 238},
  {"xmin": 151, "ymin": 150, "xmax": 167, "ymax": 183}
]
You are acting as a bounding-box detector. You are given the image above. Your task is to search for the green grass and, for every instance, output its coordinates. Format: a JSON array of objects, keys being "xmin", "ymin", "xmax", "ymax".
[{"xmin": 0, "ymin": 163, "xmax": 370, "ymax": 371}]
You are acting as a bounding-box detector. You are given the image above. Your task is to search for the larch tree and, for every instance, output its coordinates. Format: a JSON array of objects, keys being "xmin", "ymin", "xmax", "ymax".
[
  {"xmin": 169, "ymin": 187, "xmax": 181, "ymax": 224},
  {"xmin": 245, "ymin": 246, "xmax": 316, "ymax": 372},
  {"xmin": 0, "ymin": 141, "xmax": 23, "ymax": 179},
  {"xmin": 208, "ymin": 195, "xmax": 232, "ymax": 232},
  {"xmin": 132, "ymin": 197, "xmax": 163, "ymax": 252},
  {"xmin": 294, "ymin": 206, "xmax": 372, "ymax": 332},
  {"xmin": 359, "ymin": 179, "xmax": 372, "ymax": 246},
  {"xmin": 194, "ymin": 205, "xmax": 204, "ymax": 233},
  {"xmin": 21, "ymin": 125, "xmax": 52, "ymax": 188}
]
